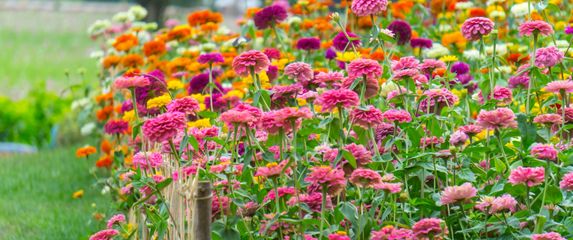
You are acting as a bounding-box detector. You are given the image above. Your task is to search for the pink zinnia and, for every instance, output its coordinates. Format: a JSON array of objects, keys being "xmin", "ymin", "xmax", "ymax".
[
  {"xmin": 106, "ymin": 214, "xmax": 126, "ymax": 228},
  {"xmin": 531, "ymin": 232, "xmax": 566, "ymax": 240},
  {"xmin": 351, "ymin": 0, "xmax": 388, "ymax": 17},
  {"xmin": 314, "ymin": 71, "xmax": 345, "ymax": 85},
  {"xmin": 531, "ymin": 144, "xmax": 558, "ymax": 161},
  {"xmin": 166, "ymin": 97, "xmax": 200, "ymax": 115},
  {"xmin": 89, "ymin": 229, "xmax": 119, "ymax": 240},
  {"xmin": 327, "ymin": 232, "xmax": 351, "ymax": 240},
  {"xmin": 284, "ymin": 62, "xmax": 314, "ymax": 82},
  {"xmin": 142, "ymin": 112, "xmax": 187, "ymax": 142},
  {"xmin": 317, "ymin": 88, "xmax": 360, "ymax": 111},
  {"xmin": 533, "ymin": 113, "xmax": 563, "ymax": 126},
  {"xmin": 461, "ymin": 17, "xmax": 495, "ymax": 41},
  {"xmin": 440, "ymin": 183, "xmax": 477, "ymax": 205},
  {"xmin": 344, "ymin": 143, "xmax": 373, "ymax": 166},
  {"xmin": 420, "ymin": 59, "xmax": 446, "ymax": 74},
  {"xmin": 412, "ymin": 218, "xmax": 447, "ymax": 238},
  {"xmin": 449, "ymin": 131, "xmax": 469, "ymax": 146},
  {"xmin": 255, "ymin": 161, "xmax": 291, "ymax": 178},
  {"xmin": 535, "ymin": 46, "xmax": 564, "ymax": 68},
  {"xmin": 305, "ymin": 166, "xmax": 346, "ymax": 194},
  {"xmin": 459, "ymin": 124, "xmax": 484, "ymax": 136},
  {"xmin": 220, "ymin": 109, "xmax": 258, "ymax": 127},
  {"xmin": 347, "ymin": 58, "xmax": 383, "ymax": 81},
  {"xmin": 545, "ymin": 80, "xmax": 573, "ymax": 93},
  {"xmin": 133, "ymin": 152, "xmax": 163, "ymax": 169},
  {"xmin": 479, "ymin": 86, "xmax": 513, "ymax": 105},
  {"xmin": 350, "ymin": 105, "xmax": 384, "ymax": 128},
  {"xmin": 349, "ymin": 168, "xmax": 382, "ymax": 188},
  {"xmin": 114, "ymin": 75, "xmax": 150, "ymax": 89},
  {"xmin": 419, "ymin": 88, "xmax": 458, "ymax": 112},
  {"xmin": 371, "ymin": 226, "xmax": 413, "ymax": 240},
  {"xmin": 232, "ymin": 50, "xmax": 271, "ymax": 77},
  {"xmin": 508, "ymin": 166, "xmax": 545, "ymax": 187},
  {"xmin": 373, "ymin": 182, "xmax": 402, "ymax": 193},
  {"xmin": 560, "ymin": 172, "xmax": 573, "ymax": 191},
  {"xmin": 391, "ymin": 56, "xmax": 420, "ymax": 71},
  {"xmin": 490, "ymin": 194, "xmax": 518, "ymax": 214},
  {"xmin": 476, "ymin": 108, "xmax": 518, "ymax": 129},
  {"xmin": 382, "ymin": 109, "xmax": 412, "ymax": 123},
  {"xmin": 287, "ymin": 192, "xmax": 333, "ymax": 212},
  {"xmin": 518, "ymin": 20, "xmax": 554, "ymax": 36}
]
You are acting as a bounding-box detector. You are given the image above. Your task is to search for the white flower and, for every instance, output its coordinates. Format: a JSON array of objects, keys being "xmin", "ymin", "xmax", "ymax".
[
  {"xmin": 494, "ymin": 66, "xmax": 512, "ymax": 74},
  {"xmin": 90, "ymin": 50, "xmax": 104, "ymax": 59},
  {"xmin": 87, "ymin": 19, "xmax": 111, "ymax": 35},
  {"xmin": 380, "ymin": 28, "xmax": 395, "ymax": 38},
  {"xmin": 380, "ymin": 81, "xmax": 402, "ymax": 97},
  {"xmin": 128, "ymin": 5, "xmax": 147, "ymax": 20},
  {"xmin": 112, "ymin": 11, "xmax": 135, "ymax": 23},
  {"xmin": 455, "ymin": 1, "xmax": 474, "ymax": 10},
  {"xmin": 486, "ymin": 0, "xmax": 505, "ymax": 5},
  {"xmin": 288, "ymin": 16, "xmax": 302, "ymax": 25},
  {"xmin": 485, "ymin": 43, "xmax": 508, "ymax": 56},
  {"xmin": 438, "ymin": 24, "xmax": 453, "ymax": 32},
  {"xmin": 463, "ymin": 49, "xmax": 482, "ymax": 61},
  {"xmin": 81, "ymin": 122, "xmax": 96, "ymax": 136},
  {"xmin": 424, "ymin": 44, "xmax": 450, "ymax": 58},
  {"xmin": 510, "ymin": 3, "xmax": 530, "ymax": 17},
  {"xmin": 489, "ymin": 10, "xmax": 506, "ymax": 19},
  {"xmin": 217, "ymin": 26, "xmax": 231, "ymax": 35},
  {"xmin": 201, "ymin": 43, "xmax": 217, "ymax": 52},
  {"xmin": 71, "ymin": 98, "xmax": 91, "ymax": 110}
]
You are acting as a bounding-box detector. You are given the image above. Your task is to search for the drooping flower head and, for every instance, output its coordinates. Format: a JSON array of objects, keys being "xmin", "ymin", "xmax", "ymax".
[
  {"xmin": 253, "ymin": 5, "xmax": 288, "ymax": 29},
  {"xmin": 508, "ymin": 166, "xmax": 545, "ymax": 187},
  {"xmin": 317, "ymin": 89, "xmax": 360, "ymax": 111},
  {"xmin": 476, "ymin": 108, "xmax": 518, "ymax": 129},
  {"xmin": 350, "ymin": 0, "xmax": 388, "ymax": 17},
  {"xmin": 518, "ymin": 20, "xmax": 554, "ymax": 36},
  {"xmin": 232, "ymin": 50, "xmax": 271, "ymax": 77},
  {"xmin": 142, "ymin": 112, "xmax": 187, "ymax": 142},
  {"xmin": 461, "ymin": 17, "xmax": 495, "ymax": 41}
]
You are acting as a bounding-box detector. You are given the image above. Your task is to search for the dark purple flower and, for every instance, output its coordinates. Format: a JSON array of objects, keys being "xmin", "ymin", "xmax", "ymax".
[
  {"xmin": 508, "ymin": 75, "xmax": 530, "ymax": 89},
  {"xmin": 410, "ymin": 38, "xmax": 432, "ymax": 49},
  {"xmin": 121, "ymin": 100, "xmax": 134, "ymax": 113},
  {"xmin": 566, "ymin": 26, "xmax": 573, "ymax": 35},
  {"xmin": 451, "ymin": 62, "xmax": 470, "ymax": 75},
  {"xmin": 267, "ymin": 65, "xmax": 278, "ymax": 81},
  {"xmin": 253, "ymin": 5, "xmax": 288, "ymax": 30},
  {"xmin": 104, "ymin": 119, "xmax": 129, "ymax": 135},
  {"xmin": 135, "ymin": 70, "xmax": 166, "ymax": 106},
  {"xmin": 188, "ymin": 73, "xmax": 223, "ymax": 94},
  {"xmin": 456, "ymin": 74, "xmax": 474, "ymax": 85},
  {"xmin": 332, "ymin": 31, "xmax": 361, "ymax": 51},
  {"xmin": 197, "ymin": 52, "xmax": 224, "ymax": 64},
  {"xmin": 325, "ymin": 48, "xmax": 337, "ymax": 60},
  {"xmin": 387, "ymin": 20, "xmax": 412, "ymax": 45},
  {"xmin": 336, "ymin": 60, "xmax": 346, "ymax": 70},
  {"xmin": 264, "ymin": 48, "xmax": 281, "ymax": 60},
  {"xmin": 296, "ymin": 37, "xmax": 321, "ymax": 51},
  {"xmin": 204, "ymin": 93, "xmax": 226, "ymax": 111}
]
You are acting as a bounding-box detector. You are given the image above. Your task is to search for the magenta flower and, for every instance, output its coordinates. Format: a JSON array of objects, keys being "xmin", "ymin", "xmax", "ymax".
[
  {"xmin": 371, "ymin": 226, "xmax": 413, "ymax": 240},
  {"xmin": 305, "ymin": 166, "xmax": 346, "ymax": 194},
  {"xmin": 518, "ymin": 20, "xmax": 554, "ymax": 36},
  {"xmin": 287, "ymin": 192, "xmax": 333, "ymax": 212},
  {"xmin": 476, "ymin": 108, "xmax": 518, "ymax": 129},
  {"xmin": 284, "ymin": 62, "xmax": 314, "ymax": 82},
  {"xmin": 545, "ymin": 80, "xmax": 573, "ymax": 93},
  {"xmin": 332, "ymin": 31, "xmax": 361, "ymax": 51},
  {"xmin": 412, "ymin": 218, "xmax": 447, "ymax": 238},
  {"xmin": 382, "ymin": 109, "xmax": 412, "ymax": 123},
  {"xmin": 253, "ymin": 5, "xmax": 288, "ymax": 29},
  {"xmin": 89, "ymin": 229, "xmax": 119, "ymax": 240},
  {"xmin": 440, "ymin": 183, "xmax": 477, "ymax": 205},
  {"xmin": 142, "ymin": 112, "xmax": 187, "ymax": 142},
  {"xmin": 133, "ymin": 152, "xmax": 163, "ymax": 169},
  {"xmin": 535, "ymin": 46, "xmax": 564, "ymax": 68},
  {"xmin": 317, "ymin": 88, "xmax": 360, "ymax": 111},
  {"xmin": 114, "ymin": 75, "xmax": 150, "ymax": 89},
  {"xmin": 560, "ymin": 172, "xmax": 573, "ymax": 191},
  {"xmin": 350, "ymin": 105, "xmax": 384, "ymax": 128},
  {"xmin": 232, "ymin": 50, "xmax": 271, "ymax": 77},
  {"xmin": 387, "ymin": 20, "xmax": 412, "ymax": 45},
  {"xmin": 350, "ymin": 0, "xmax": 388, "ymax": 17},
  {"xmin": 106, "ymin": 214, "xmax": 126, "ymax": 229},
  {"xmin": 419, "ymin": 88, "xmax": 459, "ymax": 112},
  {"xmin": 461, "ymin": 17, "xmax": 495, "ymax": 41},
  {"xmin": 508, "ymin": 166, "xmax": 545, "ymax": 187},
  {"xmin": 104, "ymin": 119, "xmax": 129, "ymax": 135},
  {"xmin": 296, "ymin": 37, "xmax": 321, "ymax": 51},
  {"xmin": 197, "ymin": 52, "xmax": 224, "ymax": 64},
  {"xmin": 347, "ymin": 58, "xmax": 383, "ymax": 81},
  {"xmin": 349, "ymin": 168, "xmax": 383, "ymax": 188},
  {"xmin": 410, "ymin": 38, "xmax": 433, "ymax": 49}
]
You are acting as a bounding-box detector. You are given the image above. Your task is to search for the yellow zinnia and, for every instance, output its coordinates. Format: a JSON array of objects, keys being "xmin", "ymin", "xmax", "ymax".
[{"xmin": 146, "ymin": 94, "xmax": 171, "ymax": 109}]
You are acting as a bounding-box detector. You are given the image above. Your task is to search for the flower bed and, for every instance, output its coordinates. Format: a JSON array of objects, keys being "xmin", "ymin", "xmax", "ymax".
[{"xmin": 84, "ymin": 2, "xmax": 573, "ymax": 240}]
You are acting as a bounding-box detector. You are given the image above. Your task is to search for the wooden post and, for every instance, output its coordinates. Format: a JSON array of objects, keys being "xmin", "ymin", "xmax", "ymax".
[{"xmin": 193, "ymin": 181, "xmax": 212, "ymax": 240}]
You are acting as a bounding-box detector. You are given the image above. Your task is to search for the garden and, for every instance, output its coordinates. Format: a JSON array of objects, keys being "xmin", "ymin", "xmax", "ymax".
[{"xmin": 2, "ymin": 0, "xmax": 573, "ymax": 239}]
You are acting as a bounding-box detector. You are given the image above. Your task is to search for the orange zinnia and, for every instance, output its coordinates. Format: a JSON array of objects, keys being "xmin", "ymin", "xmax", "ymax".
[
  {"xmin": 96, "ymin": 155, "xmax": 113, "ymax": 168},
  {"xmin": 121, "ymin": 54, "xmax": 144, "ymax": 69},
  {"xmin": 187, "ymin": 10, "xmax": 223, "ymax": 26},
  {"xmin": 113, "ymin": 34, "xmax": 138, "ymax": 52},
  {"xmin": 76, "ymin": 146, "xmax": 97, "ymax": 158},
  {"xmin": 102, "ymin": 55, "xmax": 121, "ymax": 69},
  {"xmin": 143, "ymin": 40, "xmax": 166, "ymax": 57}
]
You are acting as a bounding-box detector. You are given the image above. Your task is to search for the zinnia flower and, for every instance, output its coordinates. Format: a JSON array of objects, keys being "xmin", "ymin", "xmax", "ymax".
[
  {"xmin": 349, "ymin": 168, "xmax": 382, "ymax": 188},
  {"xmin": 253, "ymin": 5, "xmax": 288, "ymax": 29},
  {"xmin": 350, "ymin": 105, "xmax": 384, "ymax": 128},
  {"xmin": 296, "ymin": 37, "xmax": 321, "ymax": 51},
  {"xmin": 461, "ymin": 17, "xmax": 495, "ymax": 41},
  {"xmin": 531, "ymin": 144, "xmax": 558, "ymax": 161},
  {"xmin": 89, "ymin": 229, "xmax": 119, "ymax": 240},
  {"xmin": 347, "ymin": 58, "xmax": 383, "ymax": 81},
  {"xmin": 410, "ymin": 38, "xmax": 433, "ymax": 49},
  {"xmin": 508, "ymin": 166, "xmax": 545, "ymax": 187},
  {"xmin": 490, "ymin": 194, "xmax": 518, "ymax": 214},
  {"xmin": 518, "ymin": 20, "xmax": 554, "ymax": 36},
  {"xmin": 114, "ymin": 75, "xmax": 150, "ymax": 89},
  {"xmin": 254, "ymin": 161, "xmax": 291, "ymax": 178},
  {"xmin": 440, "ymin": 183, "xmax": 477, "ymax": 205},
  {"xmin": 166, "ymin": 97, "xmax": 200, "ymax": 115},
  {"xmin": 284, "ymin": 62, "xmax": 314, "ymax": 82},
  {"xmin": 476, "ymin": 108, "xmax": 518, "ymax": 129},
  {"xmin": 533, "ymin": 114, "xmax": 563, "ymax": 126},
  {"xmin": 412, "ymin": 218, "xmax": 447, "ymax": 238},
  {"xmin": 305, "ymin": 166, "xmax": 346, "ymax": 194},
  {"xmin": 559, "ymin": 172, "xmax": 573, "ymax": 191},
  {"xmin": 197, "ymin": 52, "xmax": 224, "ymax": 64},
  {"xmin": 332, "ymin": 31, "xmax": 361, "ymax": 51},
  {"xmin": 232, "ymin": 50, "xmax": 271, "ymax": 77},
  {"xmin": 104, "ymin": 119, "xmax": 129, "ymax": 135},
  {"xmin": 545, "ymin": 80, "xmax": 573, "ymax": 93},
  {"xmin": 317, "ymin": 89, "xmax": 360, "ymax": 111},
  {"xmin": 382, "ymin": 109, "xmax": 412, "ymax": 123},
  {"xmin": 387, "ymin": 20, "xmax": 412, "ymax": 45},
  {"xmin": 106, "ymin": 214, "xmax": 126, "ymax": 228},
  {"xmin": 351, "ymin": 0, "xmax": 388, "ymax": 17},
  {"xmin": 535, "ymin": 46, "xmax": 564, "ymax": 68},
  {"xmin": 142, "ymin": 112, "xmax": 187, "ymax": 142},
  {"xmin": 531, "ymin": 232, "xmax": 566, "ymax": 240}
]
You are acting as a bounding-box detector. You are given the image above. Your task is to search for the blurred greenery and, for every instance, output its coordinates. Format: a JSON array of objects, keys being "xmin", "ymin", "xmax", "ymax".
[{"xmin": 0, "ymin": 146, "xmax": 110, "ymax": 240}]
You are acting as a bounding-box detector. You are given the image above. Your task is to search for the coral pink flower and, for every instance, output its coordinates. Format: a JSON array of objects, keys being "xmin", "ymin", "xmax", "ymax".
[
  {"xmin": 461, "ymin": 17, "xmax": 495, "ymax": 41},
  {"xmin": 328, "ymin": 232, "xmax": 351, "ymax": 240},
  {"xmin": 373, "ymin": 182, "xmax": 402, "ymax": 193},
  {"xmin": 305, "ymin": 166, "xmax": 346, "ymax": 194},
  {"xmin": 535, "ymin": 46, "xmax": 564, "ymax": 68},
  {"xmin": 533, "ymin": 114, "xmax": 563, "ymax": 126},
  {"xmin": 264, "ymin": 186, "xmax": 295, "ymax": 202},
  {"xmin": 419, "ymin": 88, "xmax": 458, "ymax": 112},
  {"xmin": 166, "ymin": 97, "xmax": 200, "ymax": 115},
  {"xmin": 343, "ymin": 143, "xmax": 373, "ymax": 166},
  {"xmin": 89, "ymin": 229, "xmax": 119, "ymax": 240},
  {"xmin": 560, "ymin": 172, "xmax": 573, "ymax": 191},
  {"xmin": 287, "ymin": 192, "xmax": 333, "ymax": 212},
  {"xmin": 440, "ymin": 183, "xmax": 477, "ymax": 205},
  {"xmin": 347, "ymin": 58, "xmax": 383, "ymax": 81},
  {"xmin": 284, "ymin": 62, "xmax": 314, "ymax": 82},
  {"xmin": 459, "ymin": 124, "xmax": 484, "ymax": 136},
  {"xmin": 314, "ymin": 71, "xmax": 345, "ymax": 85},
  {"xmin": 382, "ymin": 109, "xmax": 412, "ymax": 123},
  {"xmin": 518, "ymin": 20, "xmax": 554, "ymax": 36},
  {"xmin": 106, "ymin": 214, "xmax": 126, "ymax": 228},
  {"xmin": 350, "ymin": 105, "xmax": 384, "ymax": 128},
  {"xmin": 508, "ymin": 166, "xmax": 545, "ymax": 187},
  {"xmin": 317, "ymin": 89, "xmax": 360, "ymax": 111},
  {"xmin": 142, "ymin": 112, "xmax": 187, "ymax": 142},
  {"xmin": 412, "ymin": 218, "xmax": 447, "ymax": 238},
  {"xmin": 371, "ymin": 226, "xmax": 413, "ymax": 240},
  {"xmin": 476, "ymin": 108, "xmax": 518, "ymax": 129},
  {"xmin": 351, "ymin": 0, "xmax": 388, "ymax": 17},
  {"xmin": 531, "ymin": 144, "xmax": 558, "ymax": 161},
  {"xmin": 391, "ymin": 56, "xmax": 420, "ymax": 71},
  {"xmin": 255, "ymin": 161, "xmax": 291, "ymax": 178},
  {"xmin": 531, "ymin": 232, "xmax": 566, "ymax": 240},
  {"xmin": 133, "ymin": 152, "xmax": 163, "ymax": 169},
  {"xmin": 490, "ymin": 194, "xmax": 518, "ymax": 214},
  {"xmin": 232, "ymin": 50, "xmax": 271, "ymax": 77},
  {"xmin": 114, "ymin": 75, "xmax": 150, "ymax": 89},
  {"xmin": 220, "ymin": 109, "xmax": 257, "ymax": 128},
  {"xmin": 349, "ymin": 168, "xmax": 383, "ymax": 188},
  {"xmin": 545, "ymin": 80, "xmax": 573, "ymax": 94}
]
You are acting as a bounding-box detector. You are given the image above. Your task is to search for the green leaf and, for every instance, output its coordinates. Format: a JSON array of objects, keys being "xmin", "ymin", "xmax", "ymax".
[
  {"xmin": 156, "ymin": 178, "xmax": 173, "ymax": 191},
  {"xmin": 342, "ymin": 150, "xmax": 357, "ymax": 168},
  {"xmin": 494, "ymin": 158, "xmax": 507, "ymax": 174},
  {"xmin": 545, "ymin": 185, "xmax": 563, "ymax": 204},
  {"xmin": 517, "ymin": 113, "xmax": 537, "ymax": 149},
  {"xmin": 339, "ymin": 202, "xmax": 358, "ymax": 224}
]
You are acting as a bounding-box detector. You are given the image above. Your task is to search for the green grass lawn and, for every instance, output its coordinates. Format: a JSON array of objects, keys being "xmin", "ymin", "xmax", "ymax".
[{"xmin": 0, "ymin": 147, "xmax": 110, "ymax": 240}]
